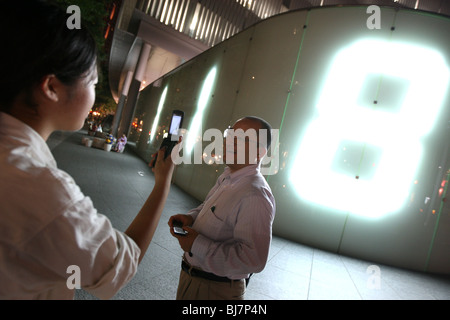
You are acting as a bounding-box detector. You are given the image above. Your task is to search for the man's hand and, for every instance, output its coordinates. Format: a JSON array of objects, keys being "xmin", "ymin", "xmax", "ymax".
[
  {"xmin": 170, "ymin": 226, "xmax": 199, "ymax": 253},
  {"xmin": 168, "ymin": 214, "xmax": 193, "ymax": 228},
  {"xmin": 168, "ymin": 214, "xmax": 198, "ymax": 253}
]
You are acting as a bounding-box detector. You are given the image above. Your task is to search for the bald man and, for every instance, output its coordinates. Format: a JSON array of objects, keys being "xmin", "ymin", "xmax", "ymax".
[{"xmin": 169, "ymin": 116, "xmax": 276, "ymax": 300}]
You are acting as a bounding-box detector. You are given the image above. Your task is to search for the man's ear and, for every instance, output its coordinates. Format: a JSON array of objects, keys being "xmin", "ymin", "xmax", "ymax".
[{"xmin": 39, "ymin": 75, "xmax": 61, "ymax": 103}]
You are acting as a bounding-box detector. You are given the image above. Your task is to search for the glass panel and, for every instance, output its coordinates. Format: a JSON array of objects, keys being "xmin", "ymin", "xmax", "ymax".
[
  {"xmin": 181, "ymin": 28, "xmax": 255, "ymax": 199},
  {"xmin": 267, "ymin": 7, "xmax": 397, "ymax": 251},
  {"xmin": 232, "ymin": 10, "xmax": 309, "ymax": 176}
]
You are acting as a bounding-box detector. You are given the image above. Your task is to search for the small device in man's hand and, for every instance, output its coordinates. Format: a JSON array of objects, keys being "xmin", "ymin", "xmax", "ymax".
[
  {"xmin": 173, "ymin": 220, "xmax": 187, "ymax": 236},
  {"xmin": 151, "ymin": 110, "xmax": 184, "ymax": 167}
]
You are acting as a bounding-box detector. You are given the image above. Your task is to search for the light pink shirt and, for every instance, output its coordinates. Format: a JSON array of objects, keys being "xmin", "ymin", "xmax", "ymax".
[
  {"xmin": 185, "ymin": 164, "xmax": 276, "ymax": 280},
  {"xmin": 0, "ymin": 112, "xmax": 140, "ymax": 300}
]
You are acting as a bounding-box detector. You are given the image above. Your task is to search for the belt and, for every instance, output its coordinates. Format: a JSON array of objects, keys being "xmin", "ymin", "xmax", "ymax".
[{"xmin": 181, "ymin": 260, "xmax": 235, "ymax": 283}]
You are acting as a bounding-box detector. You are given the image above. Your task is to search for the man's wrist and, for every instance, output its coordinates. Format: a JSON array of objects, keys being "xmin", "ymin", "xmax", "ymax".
[{"xmin": 189, "ymin": 234, "xmax": 208, "ymax": 262}]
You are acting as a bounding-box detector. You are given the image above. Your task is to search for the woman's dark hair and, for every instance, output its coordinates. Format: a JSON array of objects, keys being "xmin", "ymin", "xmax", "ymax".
[{"xmin": 0, "ymin": 0, "xmax": 98, "ymax": 111}]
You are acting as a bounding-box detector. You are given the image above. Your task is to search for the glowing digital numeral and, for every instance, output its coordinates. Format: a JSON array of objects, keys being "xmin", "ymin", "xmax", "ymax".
[
  {"xmin": 150, "ymin": 86, "xmax": 168, "ymax": 142},
  {"xmin": 186, "ymin": 67, "xmax": 217, "ymax": 154},
  {"xmin": 290, "ymin": 40, "xmax": 449, "ymax": 218}
]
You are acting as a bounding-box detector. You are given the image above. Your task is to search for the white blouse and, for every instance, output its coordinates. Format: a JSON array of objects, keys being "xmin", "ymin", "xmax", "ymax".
[{"xmin": 0, "ymin": 112, "xmax": 140, "ymax": 300}]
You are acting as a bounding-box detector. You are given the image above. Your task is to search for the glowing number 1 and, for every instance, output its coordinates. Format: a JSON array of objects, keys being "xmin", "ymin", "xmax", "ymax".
[
  {"xmin": 186, "ymin": 67, "xmax": 217, "ymax": 154},
  {"xmin": 291, "ymin": 40, "xmax": 449, "ymax": 218}
]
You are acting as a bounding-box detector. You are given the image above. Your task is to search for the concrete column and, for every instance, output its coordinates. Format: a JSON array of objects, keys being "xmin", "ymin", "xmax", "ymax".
[
  {"xmin": 134, "ymin": 43, "xmax": 152, "ymax": 82},
  {"xmin": 111, "ymin": 70, "xmax": 133, "ymax": 137},
  {"xmin": 117, "ymin": 43, "xmax": 152, "ymax": 139}
]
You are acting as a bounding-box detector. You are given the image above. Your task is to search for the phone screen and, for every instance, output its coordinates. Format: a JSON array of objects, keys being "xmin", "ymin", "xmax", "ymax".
[
  {"xmin": 173, "ymin": 220, "xmax": 187, "ymax": 236},
  {"xmin": 150, "ymin": 110, "xmax": 184, "ymax": 167},
  {"xmin": 169, "ymin": 115, "xmax": 182, "ymax": 135}
]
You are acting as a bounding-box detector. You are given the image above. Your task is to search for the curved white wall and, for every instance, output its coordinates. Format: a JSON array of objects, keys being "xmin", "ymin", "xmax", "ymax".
[{"xmin": 132, "ymin": 6, "xmax": 450, "ymax": 274}]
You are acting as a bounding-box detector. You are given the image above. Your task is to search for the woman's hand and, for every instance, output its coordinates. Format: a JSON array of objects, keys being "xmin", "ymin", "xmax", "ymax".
[{"xmin": 151, "ymin": 147, "xmax": 175, "ymax": 186}]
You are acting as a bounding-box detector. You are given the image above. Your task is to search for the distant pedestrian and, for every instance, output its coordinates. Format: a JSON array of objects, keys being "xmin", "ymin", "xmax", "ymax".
[{"xmin": 115, "ymin": 134, "xmax": 128, "ymax": 153}]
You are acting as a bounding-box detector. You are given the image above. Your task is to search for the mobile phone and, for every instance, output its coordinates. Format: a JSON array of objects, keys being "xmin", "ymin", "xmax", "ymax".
[
  {"xmin": 151, "ymin": 110, "xmax": 184, "ymax": 167},
  {"xmin": 173, "ymin": 220, "xmax": 187, "ymax": 236}
]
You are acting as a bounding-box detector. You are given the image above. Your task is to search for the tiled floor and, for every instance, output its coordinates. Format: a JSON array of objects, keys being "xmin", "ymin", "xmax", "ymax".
[{"xmin": 49, "ymin": 131, "xmax": 450, "ymax": 300}]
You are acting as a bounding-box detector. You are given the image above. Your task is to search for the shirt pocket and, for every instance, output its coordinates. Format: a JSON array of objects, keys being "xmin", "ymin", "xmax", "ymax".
[
  {"xmin": 203, "ymin": 206, "xmax": 232, "ymax": 240},
  {"xmin": 210, "ymin": 205, "xmax": 224, "ymax": 221}
]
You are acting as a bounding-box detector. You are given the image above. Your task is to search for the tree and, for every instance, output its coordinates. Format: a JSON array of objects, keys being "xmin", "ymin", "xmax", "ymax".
[{"xmin": 52, "ymin": 0, "xmax": 118, "ymax": 115}]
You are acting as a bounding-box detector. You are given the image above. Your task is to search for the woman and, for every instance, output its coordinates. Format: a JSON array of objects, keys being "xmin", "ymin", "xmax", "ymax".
[
  {"xmin": 115, "ymin": 134, "xmax": 128, "ymax": 153},
  {"xmin": 0, "ymin": 1, "xmax": 175, "ymax": 299}
]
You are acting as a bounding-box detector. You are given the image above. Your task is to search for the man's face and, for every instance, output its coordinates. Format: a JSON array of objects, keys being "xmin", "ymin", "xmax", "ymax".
[{"xmin": 223, "ymin": 118, "xmax": 264, "ymax": 172}]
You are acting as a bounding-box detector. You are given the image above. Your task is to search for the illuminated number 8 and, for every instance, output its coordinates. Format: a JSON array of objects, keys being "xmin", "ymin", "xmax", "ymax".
[{"xmin": 291, "ymin": 40, "xmax": 449, "ymax": 218}]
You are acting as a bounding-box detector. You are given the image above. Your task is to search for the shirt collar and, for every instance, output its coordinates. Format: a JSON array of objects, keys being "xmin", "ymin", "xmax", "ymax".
[
  {"xmin": 221, "ymin": 163, "xmax": 260, "ymax": 185},
  {"xmin": 0, "ymin": 112, "xmax": 56, "ymax": 168}
]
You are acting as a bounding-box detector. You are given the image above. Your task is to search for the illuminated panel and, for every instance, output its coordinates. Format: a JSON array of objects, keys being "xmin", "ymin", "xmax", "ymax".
[
  {"xmin": 186, "ymin": 67, "xmax": 217, "ymax": 154},
  {"xmin": 150, "ymin": 86, "xmax": 168, "ymax": 142},
  {"xmin": 290, "ymin": 39, "xmax": 449, "ymax": 218}
]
